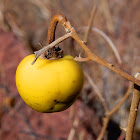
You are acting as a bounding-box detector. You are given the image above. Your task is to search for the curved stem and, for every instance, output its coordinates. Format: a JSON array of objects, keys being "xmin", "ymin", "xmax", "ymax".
[
  {"xmin": 47, "ymin": 14, "xmax": 67, "ymax": 44},
  {"xmin": 33, "ymin": 14, "xmax": 140, "ymax": 86},
  {"xmin": 46, "ymin": 14, "xmax": 72, "ymax": 45}
]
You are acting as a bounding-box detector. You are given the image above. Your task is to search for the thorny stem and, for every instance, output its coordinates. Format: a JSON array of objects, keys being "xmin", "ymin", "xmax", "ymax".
[
  {"xmin": 32, "ymin": 13, "xmax": 140, "ymax": 140},
  {"xmin": 70, "ymin": 29, "xmax": 140, "ymax": 86},
  {"xmin": 31, "ymin": 33, "xmax": 71, "ymax": 64},
  {"xmin": 32, "ymin": 14, "xmax": 140, "ymax": 86},
  {"xmin": 126, "ymin": 73, "xmax": 140, "ymax": 140},
  {"xmin": 46, "ymin": 14, "xmax": 71, "ymax": 44},
  {"xmin": 81, "ymin": 6, "xmax": 132, "ymax": 139},
  {"xmin": 44, "ymin": 13, "xmax": 140, "ymax": 140},
  {"xmin": 41, "ymin": 14, "xmax": 73, "ymax": 58}
]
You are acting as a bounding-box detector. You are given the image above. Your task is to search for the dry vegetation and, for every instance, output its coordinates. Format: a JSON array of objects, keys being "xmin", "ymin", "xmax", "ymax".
[{"xmin": 0, "ymin": 0, "xmax": 140, "ymax": 140}]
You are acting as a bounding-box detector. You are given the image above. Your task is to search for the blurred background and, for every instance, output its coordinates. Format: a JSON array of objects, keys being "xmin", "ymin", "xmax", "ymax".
[{"xmin": 0, "ymin": 0, "xmax": 140, "ymax": 140}]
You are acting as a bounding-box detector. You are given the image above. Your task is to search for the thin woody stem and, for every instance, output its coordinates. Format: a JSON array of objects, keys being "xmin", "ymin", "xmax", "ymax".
[
  {"xmin": 46, "ymin": 14, "xmax": 68, "ymax": 44},
  {"xmin": 70, "ymin": 29, "xmax": 140, "ymax": 86},
  {"xmin": 33, "ymin": 14, "xmax": 140, "ymax": 87},
  {"xmin": 32, "ymin": 33, "xmax": 71, "ymax": 64},
  {"xmin": 97, "ymin": 117, "xmax": 110, "ymax": 140},
  {"xmin": 108, "ymin": 82, "xmax": 132, "ymax": 116},
  {"xmin": 126, "ymin": 73, "xmax": 140, "ymax": 140},
  {"xmin": 82, "ymin": 26, "xmax": 122, "ymax": 64},
  {"xmin": 41, "ymin": 14, "xmax": 73, "ymax": 58},
  {"xmin": 96, "ymin": 82, "xmax": 132, "ymax": 140},
  {"xmin": 84, "ymin": 72, "xmax": 109, "ymax": 112},
  {"xmin": 83, "ymin": 4, "xmax": 97, "ymax": 44},
  {"xmin": 31, "ymin": 14, "xmax": 140, "ymax": 140}
]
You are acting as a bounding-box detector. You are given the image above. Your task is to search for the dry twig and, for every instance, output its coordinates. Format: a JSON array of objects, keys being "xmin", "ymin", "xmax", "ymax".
[
  {"xmin": 100, "ymin": 0, "xmax": 114, "ymax": 33},
  {"xmin": 126, "ymin": 73, "xmax": 140, "ymax": 140},
  {"xmin": 32, "ymin": 14, "xmax": 140, "ymax": 139},
  {"xmin": 108, "ymin": 82, "xmax": 132, "ymax": 116},
  {"xmin": 31, "ymin": 33, "xmax": 71, "ymax": 64},
  {"xmin": 85, "ymin": 73, "xmax": 132, "ymax": 140},
  {"xmin": 84, "ymin": 72, "xmax": 109, "ymax": 113},
  {"xmin": 70, "ymin": 28, "xmax": 140, "ymax": 86},
  {"xmin": 82, "ymin": 26, "xmax": 122, "ymax": 64},
  {"xmin": 97, "ymin": 117, "xmax": 110, "ymax": 140},
  {"xmin": 32, "ymin": 15, "xmax": 140, "ymax": 86},
  {"xmin": 83, "ymin": 4, "xmax": 97, "ymax": 44},
  {"xmin": 96, "ymin": 82, "xmax": 132, "ymax": 140}
]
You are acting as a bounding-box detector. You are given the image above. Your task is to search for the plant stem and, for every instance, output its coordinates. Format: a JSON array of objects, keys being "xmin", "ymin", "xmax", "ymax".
[
  {"xmin": 84, "ymin": 72, "xmax": 109, "ymax": 112},
  {"xmin": 46, "ymin": 14, "xmax": 68, "ymax": 44},
  {"xmin": 125, "ymin": 73, "xmax": 140, "ymax": 140},
  {"xmin": 71, "ymin": 29, "xmax": 140, "ymax": 86},
  {"xmin": 108, "ymin": 82, "xmax": 132, "ymax": 116},
  {"xmin": 82, "ymin": 26, "xmax": 122, "ymax": 64},
  {"xmin": 33, "ymin": 14, "xmax": 140, "ymax": 86},
  {"xmin": 97, "ymin": 117, "xmax": 110, "ymax": 140},
  {"xmin": 83, "ymin": 4, "xmax": 97, "ymax": 44},
  {"xmin": 32, "ymin": 14, "xmax": 140, "ymax": 140},
  {"xmin": 32, "ymin": 33, "xmax": 71, "ymax": 64}
]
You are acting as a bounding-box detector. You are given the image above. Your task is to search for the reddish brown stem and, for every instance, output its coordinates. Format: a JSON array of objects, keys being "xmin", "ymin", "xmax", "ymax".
[{"xmin": 47, "ymin": 14, "xmax": 71, "ymax": 44}]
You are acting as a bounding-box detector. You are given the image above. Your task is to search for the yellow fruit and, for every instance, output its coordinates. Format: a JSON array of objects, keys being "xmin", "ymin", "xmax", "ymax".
[{"xmin": 16, "ymin": 54, "xmax": 84, "ymax": 113}]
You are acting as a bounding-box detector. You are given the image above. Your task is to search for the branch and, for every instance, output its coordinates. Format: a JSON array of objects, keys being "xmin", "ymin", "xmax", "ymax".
[
  {"xmin": 100, "ymin": 0, "xmax": 114, "ymax": 33},
  {"xmin": 96, "ymin": 82, "xmax": 132, "ymax": 140},
  {"xmin": 108, "ymin": 82, "xmax": 132, "ymax": 116},
  {"xmin": 31, "ymin": 33, "xmax": 71, "ymax": 64},
  {"xmin": 126, "ymin": 73, "xmax": 140, "ymax": 140},
  {"xmin": 84, "ymin": 72, "xmax": 109, "ymax": 113},
  {"xmin": 97, "ymin": 117, "xmax": 110, "ymax": 140},
  {"xmin": 46, "ymin": 14, "xmax": 71, "ymax": 44},
  {"xmin": 33, "ymin": 14, "xmax": 140, "ymax": 86},
  {"xmin": 31, "ymin": 14, "xmax": 140, "ymax": 140},
  {"xmin": 82, "ymin": 26, "xmax": 122, "ymax": 64},
  {"xmin": 70, "ymin": 28, "xmax": 140, "ymax": 86},
  {"xmin": 83, "ymin": 4, "xmax": 97, "ymax": 44}
]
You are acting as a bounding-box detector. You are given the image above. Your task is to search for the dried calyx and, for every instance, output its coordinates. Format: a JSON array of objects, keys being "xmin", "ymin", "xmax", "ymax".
[{"xmin": 45, "ymin": 46, "xmax": 63, "ymax": 59}]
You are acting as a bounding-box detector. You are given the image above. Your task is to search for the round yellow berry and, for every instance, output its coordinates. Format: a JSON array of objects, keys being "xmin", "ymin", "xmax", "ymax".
[{"xmin": 16, "ymin": 54, "xmax": 84, "ymax": 113}]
